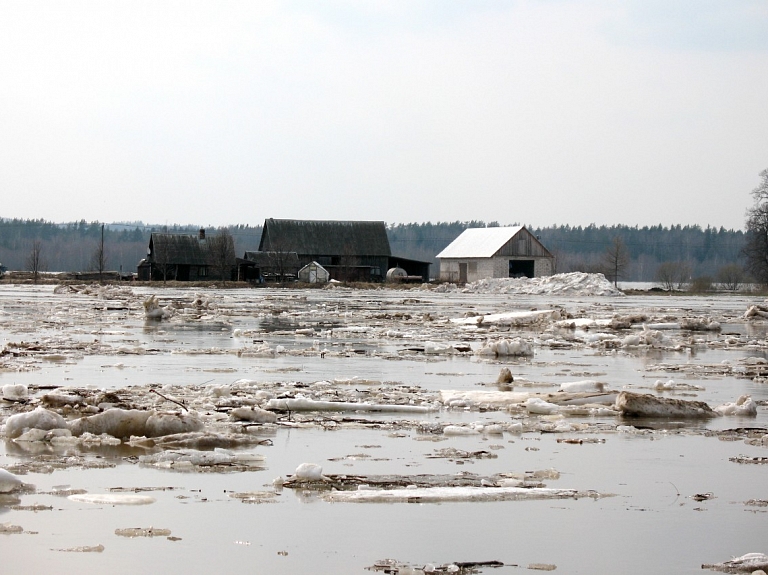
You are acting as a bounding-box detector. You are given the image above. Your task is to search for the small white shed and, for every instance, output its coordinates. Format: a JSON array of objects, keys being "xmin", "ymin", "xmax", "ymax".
[
  {"xmin": 298, "ymin": 261, "xmax": 330, "ymax": 283},
  {"xmin": 436, "ymin": 226, "xmax": 554, "ymax": 283}
]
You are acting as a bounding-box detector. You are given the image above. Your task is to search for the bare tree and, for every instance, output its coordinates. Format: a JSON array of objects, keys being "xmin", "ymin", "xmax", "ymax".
[
  {"xmin": 207, "ymin": 229, "xmax": 236, "ymax": 283},
  {"xmin": 655, "ymin": 261, "xmax": 677, "ymax": 290},
  {"xmin": 26, "ymin": 240, "xmax": 45, "ymax": 284},
  {"xmin": 602, "ymin": 236, "xmax": 630, "ymax": 287},
  {"xmin": 744, "ymin": 168, "xmax": 768, "ymax": 284},
  {"xmin": 674, "ymin": 261, "xmax": 693, "ymax": 290},
  {"xmin": 90, "ymin": 225, "xmax": 108, "ymax": 281},
  {"xmin": 716, "ymin": 263, "xmax": 744, "ymax": 291},
  {"xmin": 153, "ymin": 240, "xmax": 174, "ymax": 284}
]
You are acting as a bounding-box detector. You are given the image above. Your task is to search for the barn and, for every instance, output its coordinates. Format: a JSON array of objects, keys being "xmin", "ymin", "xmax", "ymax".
[
  {"xmin": 436, "ymin": 226, "xmax": 554, "ymax": 283},
  {"xmin": 257, "ymin": 219, "xmax": 429, "ymax": 282}
]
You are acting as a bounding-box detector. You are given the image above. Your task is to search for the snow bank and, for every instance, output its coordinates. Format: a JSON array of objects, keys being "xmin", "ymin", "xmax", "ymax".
[{"xmin": 441, "ymin": 272, "xmax": 623, "ymax": 297}]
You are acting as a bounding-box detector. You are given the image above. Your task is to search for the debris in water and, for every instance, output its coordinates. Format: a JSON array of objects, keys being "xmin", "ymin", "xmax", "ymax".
[
  {"xmin": 702, "ymin": 553, "xmax": 768, "ymax": 573},
  {"xmin": 115, "ymin": 527, "xmax": 172, "ymax": 537},
  {"xmin": 615, "ymin": 391, "xmax": 717, "ymax": 418}
]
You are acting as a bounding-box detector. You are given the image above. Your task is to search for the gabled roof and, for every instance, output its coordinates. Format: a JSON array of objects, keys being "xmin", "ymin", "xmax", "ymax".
[
  {"xmin": 436, "ymin": 226, "xmax": 525, "ymax": 259},
  {"xmin": 258, "ymin": 219, "xmax": 391, "ymax": 257},
  {"xmin": 149, "ymin": 233, "xmax": 207, "ymax": 266}
]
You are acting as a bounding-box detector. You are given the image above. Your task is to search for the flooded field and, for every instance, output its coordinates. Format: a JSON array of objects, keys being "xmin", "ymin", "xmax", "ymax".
[{"xmin": 1, "ymin": 277, "xmax": 766, "ymax": 574}]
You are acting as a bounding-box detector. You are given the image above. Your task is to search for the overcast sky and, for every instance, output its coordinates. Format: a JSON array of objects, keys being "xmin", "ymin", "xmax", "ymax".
[{"xmin": 1, "ymin": 1, "xmax": 766, "ymax": 230}]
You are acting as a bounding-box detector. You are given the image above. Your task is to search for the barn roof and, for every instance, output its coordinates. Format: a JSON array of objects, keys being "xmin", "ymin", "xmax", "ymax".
[
  {"xmin": 258, "ymin": 219, "xmax": 391, "ymax": 257},
  {"xmin": 149, "ymin": 233, "xmax": 207, "ymax": 265},
  {"xmin": 436, "ymin": 226, "xmax": 526, "ymax": 259},
  {"xmin": 243, "ymin": 251, "xmax": 300, "ymax": 267}
]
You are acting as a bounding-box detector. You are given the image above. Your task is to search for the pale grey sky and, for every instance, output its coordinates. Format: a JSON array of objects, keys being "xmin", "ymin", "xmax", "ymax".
[{"xmin": 1, "ymin": 0, "xmax": 766, "ymax": 230}]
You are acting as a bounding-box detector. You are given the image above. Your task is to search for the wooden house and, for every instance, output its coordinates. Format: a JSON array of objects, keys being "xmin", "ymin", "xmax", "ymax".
[
  {"xmin": 436, "ymin": 226, "xmax": 554, "ymax": 283},
  {"xmin": 137, "ymin": 229, "xmax": 212, "ymax": 281}
]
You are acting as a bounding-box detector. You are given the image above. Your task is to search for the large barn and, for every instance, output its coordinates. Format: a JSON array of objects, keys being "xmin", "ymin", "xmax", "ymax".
[
  {"xmin": 257, "ymin": 219, "xmax": 430, "ymax": 282},
  {"xmin": 436, "ymin": 226, "xmax": 554, "ymax": 283}
]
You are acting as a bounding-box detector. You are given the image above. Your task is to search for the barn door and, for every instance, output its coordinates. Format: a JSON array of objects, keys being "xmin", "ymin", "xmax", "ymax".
[{"xmin": 459, "ymin": 263, "xmax": 468, "ymax": 283}]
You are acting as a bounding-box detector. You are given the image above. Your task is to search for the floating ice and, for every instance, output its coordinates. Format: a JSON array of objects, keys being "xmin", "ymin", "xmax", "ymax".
[
  {"xmin": 526, "ymin": 398, "xmax": 562, "ymax": 415},
  {"xmin": 294, "ymin": 462, "xmax": 324, "ymax": 480},
  {"xmin": 265, "ymin": 397, "xmax": 433, "ymax": 413},
  {"xmin": 69, "ymin": 408, "xmax": 204, "ymax": 439},
  {"xmin": 323, "ymin": 486, "xmax": 603, "ymax": 503},
  {"xmin": 715, "ymin": 395, "xmax": 758, "ymax": 417},
  {"xmin": 230, "ymin": 406, "xmax": 278, "ymax": 423},
  {"xmin": 0, "ymin": 469, "xmax": 24, "ymax": 493},
  {"xmin": 68, "ymin": 493, "xmax": 156, "ymax": 505},
  {"xmin": 702, "ymin": 552, "xmax": 768, "ymax": 573},
  {"xmin": 475, "ymin": 338, "xmax": 533, "ymax": 357},
  {"xmin": 4, "ymin": 407, "xmax": 68, "ymax": 438},
  {"xmin": 615, "ymin": 391, "xmax": 717, "ymax": 418},
  {"xmin": 559, "ymin": 380, "xmax": 605, "ymax": 393},
  {"xmin": 2, "ymin": 384, "xmax": 28, "ymax": 401}
]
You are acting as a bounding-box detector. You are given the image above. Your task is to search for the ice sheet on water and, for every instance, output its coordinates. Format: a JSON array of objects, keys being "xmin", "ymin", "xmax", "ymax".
[
  {"xmin": 322, "ymin": 485, "xmax": 604, "ymax": 503},
  {"xmin": 68, "ymin": 493, "xmax": 156, "ymax": 505}
]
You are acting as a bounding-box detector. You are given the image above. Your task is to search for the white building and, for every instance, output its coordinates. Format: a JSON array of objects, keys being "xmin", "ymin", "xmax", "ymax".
[{"xmin": 436, "ymin": 226, "xmax": 555, "ymax": 283}]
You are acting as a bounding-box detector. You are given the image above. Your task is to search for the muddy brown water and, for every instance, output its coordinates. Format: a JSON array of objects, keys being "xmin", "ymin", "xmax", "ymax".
[{"xmin": 0, "ymin": 285, "xmax": 766, "ymax": 574}]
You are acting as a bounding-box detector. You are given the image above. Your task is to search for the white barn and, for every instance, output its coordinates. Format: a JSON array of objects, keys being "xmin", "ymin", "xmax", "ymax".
[{"xmin": 436, "ymin": 226, "xmax": 555, "ymax": 283}]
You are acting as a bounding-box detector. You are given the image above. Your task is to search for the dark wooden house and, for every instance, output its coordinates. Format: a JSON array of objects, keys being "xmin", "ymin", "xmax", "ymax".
[
  {"xmin": 258, "ymin": 219, "xmax": 393, "ymax": 282},
  {"xmin": 137, "ymin": 229, "xmax": 211, "ymax": 281}
]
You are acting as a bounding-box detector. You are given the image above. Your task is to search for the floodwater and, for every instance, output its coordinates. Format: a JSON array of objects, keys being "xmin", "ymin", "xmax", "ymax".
[{"xmin": 0, "ymin": 283, "xmax": 766, "ymax": 574}]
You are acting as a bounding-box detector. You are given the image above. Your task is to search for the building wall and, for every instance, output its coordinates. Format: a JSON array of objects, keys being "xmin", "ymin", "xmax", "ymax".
[{"xmin": 440, "ymin": 256, "xmax": 554, "ymax": 282}]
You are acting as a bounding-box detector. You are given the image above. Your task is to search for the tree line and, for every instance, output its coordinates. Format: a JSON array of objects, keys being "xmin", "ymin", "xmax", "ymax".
[{"xmin": 0, "ymin": 217, "xmax": 749, "ymax": 282}]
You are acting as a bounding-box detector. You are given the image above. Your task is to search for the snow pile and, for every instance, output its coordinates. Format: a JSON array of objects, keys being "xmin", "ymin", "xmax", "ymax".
[{"xmin": 460, "ymin": 273, "xmax": 623, "ymax": 297}]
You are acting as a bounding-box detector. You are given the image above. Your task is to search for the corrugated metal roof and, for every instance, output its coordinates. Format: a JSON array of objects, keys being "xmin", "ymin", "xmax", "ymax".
[{"xmin": 436, "ymin": 226, "xmax": 524, "ymax": 258}]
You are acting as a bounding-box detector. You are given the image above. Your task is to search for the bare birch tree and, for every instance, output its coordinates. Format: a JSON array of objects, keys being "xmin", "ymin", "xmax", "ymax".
[
  {"xmin": 207, "ymin": 229, "xmax": 235, "ymax": 283},
  {"xmin": 602, "ymin": 236, "xmax": 630, "ymax": 287},
  {"xmin": 26, "ymin": 240, "xmax": 45, "ymax": 284}
]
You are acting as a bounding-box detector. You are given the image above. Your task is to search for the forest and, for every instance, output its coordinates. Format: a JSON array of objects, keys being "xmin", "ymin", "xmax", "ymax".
[{"xmin": 0, "ymin": 218, "xmax": 746, "ymax": 282}]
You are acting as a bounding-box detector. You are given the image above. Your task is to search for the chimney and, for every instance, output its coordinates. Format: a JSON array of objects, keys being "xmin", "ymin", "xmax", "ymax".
[{"xmin": 199, "ymin": 228, "xmax": 205, "ymax": 240}]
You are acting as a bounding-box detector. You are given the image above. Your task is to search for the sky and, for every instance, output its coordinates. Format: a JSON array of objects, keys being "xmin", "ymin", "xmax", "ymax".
[{"xmin": 1, "ymin": 0, "xmax": 766, "ymax": 231}]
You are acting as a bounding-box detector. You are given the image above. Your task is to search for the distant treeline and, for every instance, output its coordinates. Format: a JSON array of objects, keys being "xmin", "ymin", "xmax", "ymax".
[
  {"xmin": 387, "ymin": 222, "xmax": 745, "ymax": 281},
  {"xmin": 0, "ymin": 218, "xmax": 745, "ymax": 281}
]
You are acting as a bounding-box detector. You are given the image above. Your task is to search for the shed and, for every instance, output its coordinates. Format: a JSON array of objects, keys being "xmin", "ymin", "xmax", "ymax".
[
  {"xmin": 436, "ymin": 226, "xmax": 554, "ymax": 283},
  {"xmin": 298, "ymin": 261, "xmax": 330, "ymax": 284},
  {"xmin": 242, "ymin": 250, "xmax": 300, "ymax": 282}
]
